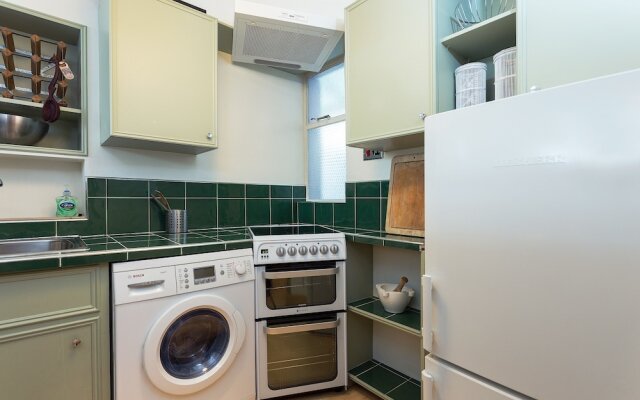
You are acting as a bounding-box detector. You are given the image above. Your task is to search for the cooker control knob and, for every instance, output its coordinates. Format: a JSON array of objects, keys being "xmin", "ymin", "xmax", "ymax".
[
  {"xmin": 320, "ymin": 245, "xmax": 329, "ymax": 254},
  {"xmin": 330, "ymin": 244, "xmax": 339, "ymax": 254},
  {"xmin": 235, "ymin": 262, "xmax": 247, "ymax": 275},
  {"xmin": 276, "ymin": 247, "xmax": 286, "ymax": 257},
  {"xmin": 287, "ymin": 247, "xmax": 297, "ymax": 256},
  {"xmin": 299, "ymin": 246, "xmax": 308, "ymax": 255},
  {"xmin": 309, "ymin": 245, "xmax": 318, "ymax": 255}
]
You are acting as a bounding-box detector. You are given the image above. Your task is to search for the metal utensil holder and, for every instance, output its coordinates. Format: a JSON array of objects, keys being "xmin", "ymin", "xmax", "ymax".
[{"xmin": 166, "ymin": 209, "xmax": 187, "ymax": 233}]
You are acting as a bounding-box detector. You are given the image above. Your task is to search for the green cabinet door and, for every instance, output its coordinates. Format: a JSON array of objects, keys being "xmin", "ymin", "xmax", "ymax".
[
  {"xmin": 0, "ymin": 265, "xmax": 110, "ymax": 400},
  {"xmin": 518, "ymin": 0, "xmax": 640, "ymax": 93},
  {"xmin": 0, "ymin": 321, "xmax": 96, "ymax": 400}
]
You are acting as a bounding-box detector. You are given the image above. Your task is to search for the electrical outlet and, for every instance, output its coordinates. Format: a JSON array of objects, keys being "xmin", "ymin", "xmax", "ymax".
[{"xmin": 363, "ymin": 149, "xmax": 384, "ymax": 161}]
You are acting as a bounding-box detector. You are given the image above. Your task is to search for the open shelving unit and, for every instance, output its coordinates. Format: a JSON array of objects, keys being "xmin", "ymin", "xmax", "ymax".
[
  {"xmin": 349, "ymin": 359, "xmax": 421, "ymax": 400},
  {"xmin": 346, "ymin": 243, "xmax": 424, "ymax": 400},
  {"xmin": 0, "ymin": 1, "xmax": 87, "ymax": 157},
  {"xmin": 435, "ymin": 2, "xmax": 517, "ymax": 113},
  {"xmin": 348, "ymin": 297, "xmax": 421, "ymax": 337},
  {"xmin": 441, "ymin": 9, "xmax": 516, "ymax": 62}
]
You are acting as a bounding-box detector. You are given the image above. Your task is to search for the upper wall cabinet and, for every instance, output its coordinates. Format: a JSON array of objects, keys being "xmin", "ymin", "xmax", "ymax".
[
  {"xmin": 100, "ymin": 0, "xmax": 217, "ymax": 155},
  {"xmin": 435, "ymin": 0, "xmax": 640, "ymax": 113},
  {"xmin": 345, "ymin": 0, "xmax": 433, "ymax": 151},
  {"xmin": 0, "ymin": 1, "xmax": 87, "ymax": 158},
  {"xmin": 517, "ymin": 0, "xmax": 640, "ymax": 93}
]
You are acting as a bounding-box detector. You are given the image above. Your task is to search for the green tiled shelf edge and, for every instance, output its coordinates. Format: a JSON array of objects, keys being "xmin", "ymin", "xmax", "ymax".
[
  {"xmin": 327, "ymin": 226, "xmax": 424, "ymax": 251},
  {"xmin": 349, "ymin": 360, "xmax": 421, "ymax": 400},
  {"xmin": 348, "ymin": 297, "xmax": 421, "ymax": 337}
]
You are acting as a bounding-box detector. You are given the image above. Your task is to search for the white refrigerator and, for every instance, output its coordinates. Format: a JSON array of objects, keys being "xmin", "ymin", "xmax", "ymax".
[{"xmin": 422, "ymin": 69, "xmax": 640, "ymax": 400}]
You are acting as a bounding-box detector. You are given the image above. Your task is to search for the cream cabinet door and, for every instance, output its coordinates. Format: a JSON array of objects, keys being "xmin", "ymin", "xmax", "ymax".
[
  {"xmin": 518, "ymin": 0, "xmax": 640, "ymax": 93},
  {"xmin": 108, "ymin": 0, "xmax": 217, "ymax": 149},
  {"xmin": 345, "ymin": 0, "xmax": 432, "ymax": 150}
]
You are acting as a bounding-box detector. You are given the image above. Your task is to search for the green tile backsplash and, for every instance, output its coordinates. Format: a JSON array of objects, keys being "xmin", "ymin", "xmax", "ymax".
[
  {"xmin": 0, "ymin": 178, "xmax": 388, "ymax": 239},
  {"xmin": 295, "ymin": 180, "xmax": 390, "ymax": 231}
]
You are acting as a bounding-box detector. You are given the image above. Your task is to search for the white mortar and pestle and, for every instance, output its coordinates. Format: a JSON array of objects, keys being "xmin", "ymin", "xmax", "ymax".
[{"xmin": 376, "ymin": 276, "xmax": 415, "ymax": 313}]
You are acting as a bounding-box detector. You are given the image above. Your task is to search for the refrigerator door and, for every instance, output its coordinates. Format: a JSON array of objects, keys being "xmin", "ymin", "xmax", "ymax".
[
  {"xmin": 423, "ymin": 356, "xmax": 526, "ymax": 400},
  {"xmin": 425, "ymin": 69, "xmax": 640, "ymax": 399}
]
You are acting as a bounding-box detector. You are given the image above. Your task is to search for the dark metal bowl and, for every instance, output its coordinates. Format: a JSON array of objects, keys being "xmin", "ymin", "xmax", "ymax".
[{"xmin": 0, "ymin": 113, "xmax": 50, "ymax": 146}]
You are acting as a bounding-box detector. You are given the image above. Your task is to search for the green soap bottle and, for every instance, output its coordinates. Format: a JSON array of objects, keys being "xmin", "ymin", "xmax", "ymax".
[{"xmin": 56, "ymin": 186, "xmax": 78, "ymax": 217}]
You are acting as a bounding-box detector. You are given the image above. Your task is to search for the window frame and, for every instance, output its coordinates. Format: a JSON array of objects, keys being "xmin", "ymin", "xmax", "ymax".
[{"xmin": 304, "ymin": 57, "xmax": 346, "ymax": 203}]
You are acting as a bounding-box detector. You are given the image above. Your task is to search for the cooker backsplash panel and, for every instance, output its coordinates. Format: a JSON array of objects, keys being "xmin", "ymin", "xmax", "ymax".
[{"xmin": 0, "ymin": 178, "xmax": 388, "ymax": 239}]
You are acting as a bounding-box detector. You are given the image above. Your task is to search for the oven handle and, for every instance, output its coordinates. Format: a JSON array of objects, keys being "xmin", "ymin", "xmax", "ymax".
[
  {"xmin": 264, "ymin": 319, "xmax": 340, "ymax": 335},
  {"xmin": 263, "ymin": 267, "xmax": 339, "ymax": 280}
]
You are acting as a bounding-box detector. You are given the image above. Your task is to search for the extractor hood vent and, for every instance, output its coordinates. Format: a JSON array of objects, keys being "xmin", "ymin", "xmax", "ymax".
[{"xmin": 232, "ymin": 1, "xmax": 343, "ymax": 72}]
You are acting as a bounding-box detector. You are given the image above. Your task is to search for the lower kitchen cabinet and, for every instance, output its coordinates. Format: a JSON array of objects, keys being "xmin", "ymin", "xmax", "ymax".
[
  {"xmin": 346, "ymin": 242, "xmax": 424, "ymax": 400},
  {"xmin": 0, "ymin": 264, "xmax": 110, "ymax": 400}
]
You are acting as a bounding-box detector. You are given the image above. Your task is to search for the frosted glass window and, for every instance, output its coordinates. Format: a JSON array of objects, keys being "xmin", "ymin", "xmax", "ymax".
[
  {"xmin": 308, "ymin": 63, "xmax": 345, "ymax": 120},
  {"xmin": 308, "ymin": 121, "xmax": 346, "ymax": 201}
]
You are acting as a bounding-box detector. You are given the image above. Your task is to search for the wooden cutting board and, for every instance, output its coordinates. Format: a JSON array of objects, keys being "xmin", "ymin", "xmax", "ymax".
[{"xmin": 385, "ymin": 153, "xmax": 424, "ymax": 237}]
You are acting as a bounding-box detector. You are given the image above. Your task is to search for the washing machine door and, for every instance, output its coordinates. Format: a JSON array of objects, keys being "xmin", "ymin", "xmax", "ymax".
[{"xmin": 143, "ymin": 294, "xmax": 246, "ymax": 395}]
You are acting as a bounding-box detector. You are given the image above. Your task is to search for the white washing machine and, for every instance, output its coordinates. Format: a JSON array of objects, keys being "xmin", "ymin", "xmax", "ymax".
[{"xmin": 112, "ymin": 248, "xmax": 255, "ymax": 400}]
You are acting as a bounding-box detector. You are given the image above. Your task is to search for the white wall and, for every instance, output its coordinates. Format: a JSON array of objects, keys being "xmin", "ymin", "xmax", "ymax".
[
  {"xmin": 347, "ymin": 146, "xmax": 424, "ymax": 182},
  {"xmin": 0, "ymin": 0, "xmax": 307, "ymax": 219},
  {"xmin": 0, "ymin": 0, "xmax": 400, "ymax": 219}
]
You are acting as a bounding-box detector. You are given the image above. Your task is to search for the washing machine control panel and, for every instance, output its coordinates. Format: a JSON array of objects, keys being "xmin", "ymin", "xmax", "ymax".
[{"xmin": 176, "ymin": 256, "xmax": 254, "ymax": 293}]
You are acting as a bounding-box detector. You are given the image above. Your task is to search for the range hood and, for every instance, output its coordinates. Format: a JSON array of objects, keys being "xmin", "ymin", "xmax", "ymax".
[{"xmin": 232, "ymin": 1, "xmax": 344, "ymax": 72}]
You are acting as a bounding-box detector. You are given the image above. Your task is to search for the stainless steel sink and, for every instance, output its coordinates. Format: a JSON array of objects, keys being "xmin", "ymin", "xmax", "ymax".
[{"xmin": 0, "ymin": 236, "xmax": 89, "ymax": 258}]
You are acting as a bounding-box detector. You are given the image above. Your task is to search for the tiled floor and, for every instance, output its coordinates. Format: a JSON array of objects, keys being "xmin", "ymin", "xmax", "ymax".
[{"xmin": 291, "ymin": 384, "xmax": 380, "ymax": 399}]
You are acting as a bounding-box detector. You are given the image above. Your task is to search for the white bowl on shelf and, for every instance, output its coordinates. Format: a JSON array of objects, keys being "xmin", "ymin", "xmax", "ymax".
[{"xmin": 376, "ymin": 283, "xmax": 415, "ymax": 314}]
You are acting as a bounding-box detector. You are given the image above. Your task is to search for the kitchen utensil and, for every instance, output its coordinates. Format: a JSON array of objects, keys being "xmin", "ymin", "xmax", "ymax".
[
  {"xmin": 376, "ymin": 283, "xmax": 415, "ymax": 313},
  {"xmin": 30, "ymin": 34, "xmax": 41, "ymax": 56},
  {"xmin": 166, "ymin": 209, "xmax": 188, "ymax": 233},
  {"xmin": 42, "ymin": 56, "xmax": 62, "ymax": 123},
  {"xmin": 451, "ymin": 0, "xmax": 516, "ymax": 32},
  {"xmin": 393, "ymin": 276, "xmax": 408, "ymax": 292},
  {"xmin": 455, "ymin": 62, "xmax": 487, "ymax": 108},
  {"xmin": 151, "ymin": 190, "xmax": 171, "ymax": 211},
  {"xmin": 0, "ymin": 113, "xmax": 50, "ymax": 146},
  {"xmin": 385, "ymin": 153, "xmax": 425, "ymax": 237},
  {"xmin": 1, "ymin": 48, "xmax": 15, "ymax": 71},
  {"xmin": 1, "ymin": 27, "xmax": 15, "ymax": 51},
  {"xmin": 494, "ymin": 47, "xmax": 517, "ymax": 99}
]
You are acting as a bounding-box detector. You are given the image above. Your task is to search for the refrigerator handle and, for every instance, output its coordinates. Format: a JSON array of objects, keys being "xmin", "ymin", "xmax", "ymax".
[
  {"xmin": 422, "ymin": 274, "xmax": 433, "ymax": 352},
  {"xmin": 422, "ymin": 369, "xmax": 434, "ymax": 400}
]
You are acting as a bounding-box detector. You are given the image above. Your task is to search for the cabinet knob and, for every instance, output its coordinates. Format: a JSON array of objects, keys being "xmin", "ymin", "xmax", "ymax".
[
  {"xmin": 207, "ymin": 132, "xmax": 213, "ymax": 140},
  {"xmin": 418, "ymin": 113, "xmax": 427, "ymax": 120},
  {"xmin": 72, "ymin": 338, "xmax": 82, "ymax": 347}
]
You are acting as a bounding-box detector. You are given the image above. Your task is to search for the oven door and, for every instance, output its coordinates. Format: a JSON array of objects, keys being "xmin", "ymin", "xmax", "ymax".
[
  {"xmin": 256, "ymin": 312, "xmax": 347, "ymax": 399},
  {"xmin": 255, "ymin": 261, "xmax": 346, "ymax": 319}
]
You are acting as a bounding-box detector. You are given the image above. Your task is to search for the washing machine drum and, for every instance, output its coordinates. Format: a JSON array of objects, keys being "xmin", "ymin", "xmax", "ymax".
[{"xmin": 143, "ymin": 294, "xmax": 246, "ymax": 395}]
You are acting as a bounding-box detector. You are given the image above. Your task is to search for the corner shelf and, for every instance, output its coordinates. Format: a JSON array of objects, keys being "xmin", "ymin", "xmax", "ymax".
[
  {"xmin": 348, "ymin": 297, "xmax": 421, "ymax": 337},
  {"xmin": 441, "ymin": 9, "xmax": 516, "ymax": 61},
  {"xmin": 0, "ymin": 97, "xmax": 82, "ymax": 122},
  {"xmin": 349, "ymin": 359, "xmax": 421, "ymax": 400}
]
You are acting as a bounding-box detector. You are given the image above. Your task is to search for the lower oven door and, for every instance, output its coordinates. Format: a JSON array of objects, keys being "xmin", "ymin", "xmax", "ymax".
[
  {"xmin": 256, "ymin": 312, "xmax": 347, "ymax": 399},
  {"xmin": 255, "ymin": 261, "xmax": 346, "ymax": 319}
]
